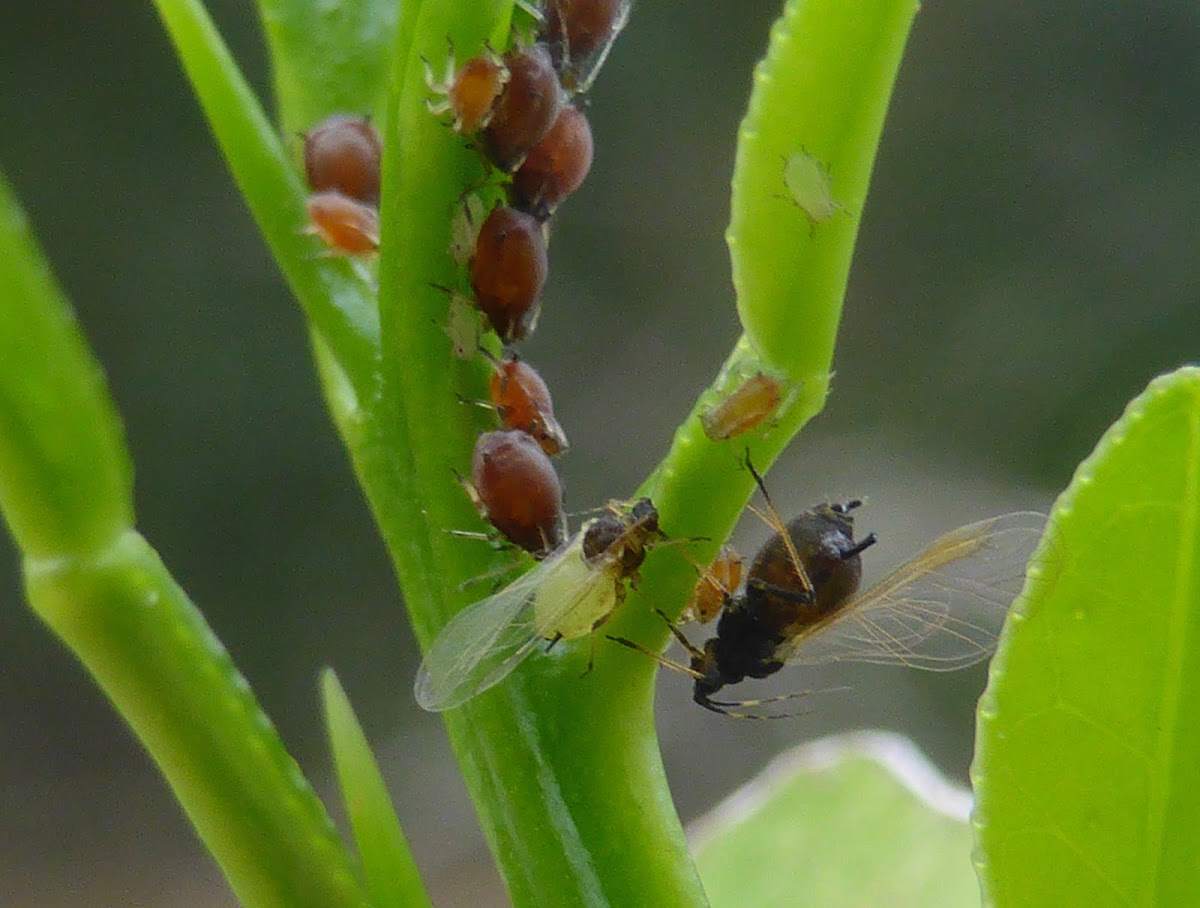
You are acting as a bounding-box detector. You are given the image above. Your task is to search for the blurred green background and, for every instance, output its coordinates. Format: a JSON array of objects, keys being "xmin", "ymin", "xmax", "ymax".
[{"xmin": 1, "ymin": 1, "xmax": 1197, "ymax": 905}]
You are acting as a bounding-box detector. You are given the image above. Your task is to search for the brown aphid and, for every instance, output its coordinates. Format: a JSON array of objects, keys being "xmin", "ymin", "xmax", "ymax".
[
  {"xmin": 489, "ymin": 353, "xmax": 569, "ymax": 456},
  {"xmin": 426, "ymin": 48, "xmax": 510, "ymax": 134},
  {"xmin": 470, "ymin": 429, "xmax": 567, "ymax": 558},
  {"xmin": 469, "ymin": 205, "xmax": 547, "ymax": 342},
  {"xmin": 700, "ymin": 373, "xmax": 784, "ymax": 441},
  {"xmin": 305, "ymin": 191, "xmax": 380, "ymax": 256},
  {"xmin": 684, "ymin": 545, "xmax": 744, "ymax": 625},
  {"xmin": 543, "ymin": 0, "xmax": 632, "ymax": 93},
  {"xmin": 511, "ymin": 105, "xmax": 595, "ymax": 219},
  {"xmin": 481, "ymin": 44, "xmax": 563, "ymax": 171},
  {"xmin": 302, "ymin": 115, "xmax": 382, "ymax": 204}
]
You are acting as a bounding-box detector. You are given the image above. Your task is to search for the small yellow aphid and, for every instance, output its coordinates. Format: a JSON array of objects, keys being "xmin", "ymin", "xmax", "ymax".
[
  {"xmin": 414, "ymin": 498, "xmax": 663, "ymax": 711},
  {"xmin": 684, "ymin": 545, "xmax": 744, "ymax": 624},
  {"xmin": 701, "ymin": 372, "xmax": 784, "ymax": 441},
  {"xmin": 783, "ymin": 150, "xmax": 844, "ymax": 226},
  {"xmin": 425, "ymin": 46, "xmax": 511, "ymax": 135},
  {"xmin": 305, "ymin": 191, "xmax": 380, "ymax": 256}
]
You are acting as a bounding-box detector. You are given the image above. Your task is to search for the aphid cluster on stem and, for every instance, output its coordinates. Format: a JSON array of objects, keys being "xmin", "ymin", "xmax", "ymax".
[{"xmin": 424, "ymin": 0, "xmax": 628, "ymax": 558}]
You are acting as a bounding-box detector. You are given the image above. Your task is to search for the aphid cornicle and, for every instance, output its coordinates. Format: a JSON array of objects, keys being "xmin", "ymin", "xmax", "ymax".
[
  {"xmin": 467, "ymin": 429, "xmax": 567, "ymax": 558},
  {"xmin": 302, "ymin": 115, "xmax": 382, "ymax": 204},
  {"xmin": 305, "ymin": 191, "xmax": 380, "ymax": 256},
  {"xmin": 613, "ymin": 464, "xmax": 1046, "ymax": 717},
  {"xmin": 414, "ymin": 497, "xmax": 663, "ymax": 711},
  {"xmin": 469, "ymin": 205, "xmax": 548, "ymax": 342}
]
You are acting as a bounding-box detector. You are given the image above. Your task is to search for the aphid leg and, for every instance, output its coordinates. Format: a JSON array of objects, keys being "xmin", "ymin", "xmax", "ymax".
[
  {"xmin": 745, "ymin": 576, "xmax": 815, "ymax": 605},
  {"xmin": 607, "ymin": 635, "xmax": 705, "ymax": 681},
  {"xmin": 580, "ymin": 634, "xmax": 597, "ymax": 678},
  {"xmin": 544, "ymin": 631, "xmax": 564, "ymax": 653},
  {"xmin": 743, "ymin": 453, "xmax": 816, "ymax": 598},
  {"xmin": 653, "ymin": 608, "xmax": 707, "ymax": 660}
]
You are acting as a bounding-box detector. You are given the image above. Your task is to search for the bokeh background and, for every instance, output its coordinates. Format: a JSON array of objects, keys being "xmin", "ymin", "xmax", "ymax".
[{"xmin": 2, "ymin": 1, "xmax": 1197, "ymax": 904}]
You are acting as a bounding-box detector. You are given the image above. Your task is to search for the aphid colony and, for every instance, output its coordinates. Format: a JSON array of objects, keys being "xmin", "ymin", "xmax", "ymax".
[{"xmin": 298, "ymin": 3, "xmax": 1048, "ymax": 718}]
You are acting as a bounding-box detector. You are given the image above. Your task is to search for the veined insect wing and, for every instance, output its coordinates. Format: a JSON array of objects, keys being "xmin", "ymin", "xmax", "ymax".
[
  {"xmin": 776, "ymin": 511, "xmax": 1048, "ymax": 671},
  {"xmin": 414, "ymin": 523, "xmax": 636, "ymax": 711}
]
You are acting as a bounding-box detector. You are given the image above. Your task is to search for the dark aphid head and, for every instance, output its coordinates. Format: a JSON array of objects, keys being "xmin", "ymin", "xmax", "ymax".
[
  {"xmin": 302, "ymin": 115, "xmax": 382, "ymax": 204},
  {"xmin": 471, "ymin": 429, "xmax": 566, "ymax": 557},
  {"xmin": 481, "ymin": 44, "xmax": 563, "ymax": 171},
  {"xmin": 511, "ymin": 105, "xmax": 595, "ymax": 220},
  {"xmin": 581, "ymin": 497, "xmax": 661, "ymax": 576},
  {"xmin": 468, "ymin": 205, "xmax": 548, "ymax": 342}
]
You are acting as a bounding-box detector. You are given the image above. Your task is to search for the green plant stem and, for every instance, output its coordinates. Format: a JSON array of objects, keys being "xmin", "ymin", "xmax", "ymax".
[
  {"xmin": 25, "ymin": 532, "xmax": 371, "ymax": 908},
  {"xmin": 0, "ymin": 172, "xmax": 369, "ymax": 908}
]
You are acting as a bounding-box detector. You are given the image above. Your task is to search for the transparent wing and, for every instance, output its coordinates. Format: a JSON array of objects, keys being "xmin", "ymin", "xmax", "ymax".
[
  {"xmin": 413, "ymin": 540, "xmax": 621, "ymax": 711},
  {"xmin": 778, "ymin": 512, "xmax": 1047, "ymax": 671}
]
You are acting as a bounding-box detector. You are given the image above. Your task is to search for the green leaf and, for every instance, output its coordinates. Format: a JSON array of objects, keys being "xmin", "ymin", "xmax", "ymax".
[
  {"xmin": 974, "ymin": 366, "xmax": 1200, "ymax": 906},
  {"xmin": 256, "ymin": 0, "xmax": 399, "ymax": 131},
  {"xmin": 695, "ymin": 734, "xmax": 980, "ymax": 908},
  {"xmin": 0, "ymin": 171, "xmax": 133, "ymax": 559},
  {"xmin": 150, "ymin": 0, "xmax": 380, "ymax": 403},
  {"xmin": 323, "ymin": 669, "xmax": 432, "ymax": 908}
]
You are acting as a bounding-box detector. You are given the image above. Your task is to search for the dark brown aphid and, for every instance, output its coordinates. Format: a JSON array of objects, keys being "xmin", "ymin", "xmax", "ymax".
[
  {"xmin": 489, "ymin": 353, "xmax": 569, "ymax": 456},
  {"xmin": 688, "ymin": 498, "xmax": 874, "ymax": 711},
  {"xmin": 543, "ymin": 0, "xmax": 632, "ymax": 93},
  {"xmin": 684, "ymin": 545, "xmax": 744, "ymax": 625},
  {"xmin": 305, "ymin": 191, "xmax": 380, "ymax": 256},
  {"xmin": 511, "ymin": 105, "xmax": 595, "ymax": 219},
  {"xmin": 426, "ymin": 48, "xmax": 510, "ymax": 134},
  {"xmin": 481, "ymin": 44, "xmax": 563, "ymax": 171},
  {"xmin": 612, "ymin": 461, "xmax": 1045, "ymax": 717},
  {"xmin": 302, "ymin": 115, "xmax": 382, "ymax": 204},
  {"xmin": 469, "ymin": 429, "xmax": 566, "ymax": 558},
  {"xmin": 700, "ymin": 373, "xmax": 784, "ymax": 441},
  {"xmin": 469, "ymin": 205, "xmax": 548, "ymax": 342}
]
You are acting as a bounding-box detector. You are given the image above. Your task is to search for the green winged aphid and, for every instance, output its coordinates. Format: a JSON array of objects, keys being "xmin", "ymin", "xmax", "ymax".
[
  {"xmin": 782, "ymin": 149, "xmax": 845, "ymax": 227},
  {"xmin": 414, "ymin": 497, "xmax": 663, "ymax": 711}
]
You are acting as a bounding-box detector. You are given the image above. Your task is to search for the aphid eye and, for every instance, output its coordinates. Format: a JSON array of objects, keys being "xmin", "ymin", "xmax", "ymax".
[
  {"xmin": 471, "ymin": 429, "xmax": 566, "ymax": 557},
  {"xmin": 305, "ymin": 191, "xmax": 381, "ymax": 256},
  {"xmin": 511, "ymin": 104, "xmax": 595, "ymax": 219},
  {"xmin": 481, "ymin": 44, "xmax": 564, "ymax": 172},
  {"xmin": 469, "ymin": 205, "xmax": 548, "ymax": 342},
  {"xmin": 302, "ymin": 115, "xmax": 382, "ymax": 205}
]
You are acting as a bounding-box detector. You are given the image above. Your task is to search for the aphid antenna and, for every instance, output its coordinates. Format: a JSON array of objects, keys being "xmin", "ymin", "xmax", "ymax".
[
  {"xmin": 743, "ymin": 453, "xmax": 816, "ymax": 599},
  {"xmin": 454, "ymin": 391, "xmax": 499, "ymax": 413}
]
